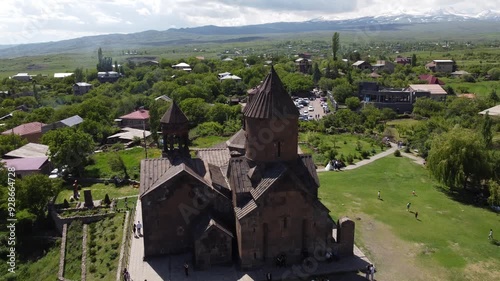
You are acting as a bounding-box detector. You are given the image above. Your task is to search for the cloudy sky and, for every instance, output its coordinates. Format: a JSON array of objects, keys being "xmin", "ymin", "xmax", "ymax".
[{"xmin": 0, "ymin": 0, "xmax": 498, "ymax": 44}]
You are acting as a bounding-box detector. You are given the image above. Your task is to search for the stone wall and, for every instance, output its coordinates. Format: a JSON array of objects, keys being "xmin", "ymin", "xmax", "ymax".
[
  {"xmin": 57, "ymin": 224, "xmax": 67, "ymax": 281},
  {"xmin": 81, "ymin": 224, "xmax": 88, "ymax": 281}
]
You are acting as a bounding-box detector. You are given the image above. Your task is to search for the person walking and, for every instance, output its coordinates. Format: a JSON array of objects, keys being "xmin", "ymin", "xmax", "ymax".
[
  {"xmin": 266, "ymin": 272, "xmax": 272, "ymax": 281},
  {"xmin": 489, "ymin": 229, "xmax": 493, "ymax": 240},
  {"xmin": 370, "ymin": 264, "xmax": 375, "ymax": 281},
  {"xmin": 137, "ymin": 221, "xmax": 142, "ymax": 236},
  {"xmin": 184, "ymin": 262, "xmax": 189, "ymax": 277},
  {"xmin": 133, "ymin": 223, "xmax": 136, "ymax": 237},
  {"xmin": 406, "ymin": 202, "xmax": 411, "ymax": 212},
  {"xmin": 365, "ymin": 264, "xmax": 371, "ymax": 279},
  {"xmin": 415, "ymin": 211, "xmax": 419, "ymax": 219},
  {"xmin": 377, "ymin": 191, "xmax": 381, "ymax": 200}
]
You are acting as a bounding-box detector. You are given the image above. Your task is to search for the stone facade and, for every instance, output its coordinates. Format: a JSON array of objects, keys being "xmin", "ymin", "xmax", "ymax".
[{"xmin": 139, "ymin": 67, "xmax": 354, "ymax": 270}]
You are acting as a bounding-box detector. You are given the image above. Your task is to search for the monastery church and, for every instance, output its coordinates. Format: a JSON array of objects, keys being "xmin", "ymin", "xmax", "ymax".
[{"xmin": 139, "ymin": 66, "xmax": 355, "ymax": 269}]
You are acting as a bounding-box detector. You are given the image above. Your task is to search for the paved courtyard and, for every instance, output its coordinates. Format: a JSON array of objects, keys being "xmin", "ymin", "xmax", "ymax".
[{"xmin": 128, "ymin": 200, "xmax": 371, "ymax": 281}]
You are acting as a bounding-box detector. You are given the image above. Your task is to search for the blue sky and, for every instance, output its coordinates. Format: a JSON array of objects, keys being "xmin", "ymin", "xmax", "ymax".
[{"xmin": 0, "ymin": 0, "xmax": 498, "ymax": 44}]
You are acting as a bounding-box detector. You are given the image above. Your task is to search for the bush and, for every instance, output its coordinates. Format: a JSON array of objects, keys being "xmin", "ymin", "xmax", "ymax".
[
  {"xmin": 394, "ymin": 149, "xmax": 402, "ymax": 157},
  {"xmin": 346, "ymin": 154, "xmax": 354, "ymax": 164},
  {"xmin": 360, "ymin": 150, "xmax": 370, "ymax": 159},
  {"xmin": 89, "ymin": 265, "xmax": 97, "ymax": 273}
]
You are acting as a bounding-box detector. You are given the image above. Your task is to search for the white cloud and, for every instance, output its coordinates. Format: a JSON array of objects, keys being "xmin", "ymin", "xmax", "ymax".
[{"xmin": 0, "ymin": 0, "xmax": 498, "ymax": 44}]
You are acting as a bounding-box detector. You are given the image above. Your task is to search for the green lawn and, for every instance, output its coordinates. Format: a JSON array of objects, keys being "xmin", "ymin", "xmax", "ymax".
[
  {"xmin": 318, "ymin": 156, "xmax": 500, "ymax": 279},
  {"xmin": 84, "ymin": 147, "xmax": 162, "ymax": 178},
  {"xmin": 299, "ymin": 132, "xmax": 385, "ymax": 166},
  {"xmin": 440, "ymin": 78, "xmax": 499, "ymax": 98},
  {"xmin": 191, "ymin": 135, "xmax": 228, "ymax": 148},
  {"xmin": 64, "ymin": 221, "xmax": 83, "ymax": 280},
  {"xmin": 55, "ymin": 183, "xmax": 139, "ymax": 204},
  {"xmin": 86, "ymin": 213, "xmax": 125, "ymax": 281}
]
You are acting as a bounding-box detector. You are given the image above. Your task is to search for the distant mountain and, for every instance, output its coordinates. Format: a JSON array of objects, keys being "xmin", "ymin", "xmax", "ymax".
[{"xmin": 0, "ymin": 10, "xmax": 498, "ymax": 58}]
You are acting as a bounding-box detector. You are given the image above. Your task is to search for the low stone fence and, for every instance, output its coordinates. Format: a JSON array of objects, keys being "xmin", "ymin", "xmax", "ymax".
[{"xmin": 57, "ymin": 224, "xmax": 67, "ymax": 281}]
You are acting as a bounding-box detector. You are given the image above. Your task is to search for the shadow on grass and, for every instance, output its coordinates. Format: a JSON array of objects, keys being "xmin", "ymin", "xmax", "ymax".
[
  {"xmin": 491, "ymin": 239, "xmax": 500, "ymax": 246},
  {"xmin": 434, "ymin": 184, "xmax": 494, "ymax": 212}
]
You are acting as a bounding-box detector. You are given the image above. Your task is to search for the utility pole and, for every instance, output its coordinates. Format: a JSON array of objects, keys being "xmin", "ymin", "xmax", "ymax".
[{"xmin": 143, "ymin": 120, "xmax": 148, "ymax": 159}]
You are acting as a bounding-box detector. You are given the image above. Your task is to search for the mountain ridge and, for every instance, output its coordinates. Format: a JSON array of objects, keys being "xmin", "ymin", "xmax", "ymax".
[{"xmin": 0, "ymin": 10, "xmax": 499, "ymax": 59}]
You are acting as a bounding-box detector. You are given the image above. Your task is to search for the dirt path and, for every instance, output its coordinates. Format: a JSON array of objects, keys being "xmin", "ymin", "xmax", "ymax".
[{"xmin": 355, "ymin": 214, "xmax": 448, "ymax": 281}]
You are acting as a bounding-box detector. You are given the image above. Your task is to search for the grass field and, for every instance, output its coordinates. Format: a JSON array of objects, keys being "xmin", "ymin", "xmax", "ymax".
[
  {"xmin": 10, "ymin": 240, "xmax": 61, "ymax": 281},
  {"xmin": 440, "ymin": 79, "xmax": 500, "ymax": 98},
  {"xmin": 55, "ymin": 183, "xmax": 139, "ymax": 204},
  {"xmin": 84, "ymin": 147, "xmax": 162, "ymax": 178},
  {"xmin": 318, "ymin": 156, "xmax": 500, "ymax": 281},
  {"xmin": 191, "ymin": 135, "xmax": 228, "ymax": 148}
]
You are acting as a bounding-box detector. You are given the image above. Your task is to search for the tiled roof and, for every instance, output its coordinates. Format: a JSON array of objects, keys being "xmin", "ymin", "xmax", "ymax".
[
  {"xmin": 193, "ymin": 215, "xmax": 234, "ymax": 240},
  {"xmin": 160, "ymin": 102, "xmax": 188, "ymax": 124},
  {"xmin": 196, "ymin": 148, "xmax": 231, "ymax": 168},
  {"xmin": 249, "ymin": 163, "xmax": 287, "ymax": 200},
  {"xmin": 2, "ymin": 122, "xmax": 45, "ymax": 136},
  {"xmin": 208, "ymin": 163, "xmax": 231, "ymax": 195},
  {"xmin": 408, "ymin": 84, "xmax": 447, "ymax": 95},
  {"xmin": 140, "ymin": 158, "xmax": 208, "ymax": 198},
  {"xmin": 1, "ymin": 157, "xmax": 48, "ymax": 171},
  {"xmin": 243, "ymin": 66, "xmax": 299, "ymax": 119},
  {"xmin": 120, "ymin": 110, "xmax": 150, "ymax": 120},
  {"xmin": 418, "ymin": 75, "xmax": 445, "ymax": 85},
  {"xmin": 234, "ymin": 199, "xmax": 258, "ymax": 220},
  {"xmin": 226, "ymin": 129, "xmax": 245, "ymax": 150}
]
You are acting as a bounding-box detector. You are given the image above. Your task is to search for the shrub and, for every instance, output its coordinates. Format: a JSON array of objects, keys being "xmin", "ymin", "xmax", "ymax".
[
  {"xmin": 195, "ymin": 122, "xmax": 224, "ymax": 137},
  {"xmin": 346, "ymin": 154, "xmax": 354, "ymax": 164},
  {"xmin": 361, "ymin": 150, "xmax": 370, "ymax": 159},
  {"xmin": 89, "ymin": 265, "xmax": 97, "ymax": 273},
  {"xmin": 110, "ymin": 252, "xmax": 118, "ymax": 260},
  {"xmin": 104, "ymin": 194, "xmax": 111, "ymax": 205},
  {"xmin": 394, "ymin": 150, "xmax": 402, "ymax": 157}
]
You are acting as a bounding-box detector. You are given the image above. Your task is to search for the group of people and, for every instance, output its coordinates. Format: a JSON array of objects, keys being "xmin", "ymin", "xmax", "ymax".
[
  {"xmin": 365, "ymin": 263, "xmax": 376, "ymax": 280},
  {"xmin": 133, "ymin": 220, "xmax": 142, "ymax": 237}
]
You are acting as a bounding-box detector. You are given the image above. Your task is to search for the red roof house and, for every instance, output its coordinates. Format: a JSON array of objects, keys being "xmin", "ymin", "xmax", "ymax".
[
  {"xmin": 116, "ymin": 109, "xmax": 150, "ymax": 130},
  {"xmin": 418, "ymin": 74, "xmax": 445, "ymax": 85},
  {"xmin": 1, "ymin": 157, "xmax": 51, "ymax": 177},
  {"xmin": 1, "ymin": 122, "xmax": 45, "ymax": 143}
]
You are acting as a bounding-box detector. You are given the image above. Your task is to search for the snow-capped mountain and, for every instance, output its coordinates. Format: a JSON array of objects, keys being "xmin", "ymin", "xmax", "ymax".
[{"xmin": 313, "ymin": 9, "xmax": 500, "ymax": 24}]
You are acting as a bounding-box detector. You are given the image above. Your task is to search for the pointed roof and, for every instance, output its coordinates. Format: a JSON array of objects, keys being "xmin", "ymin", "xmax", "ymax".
[
  {"xmin": 160, "ymin": 101, "xmax": 188, "ymax": 124},
  {"xmin": 243, "ymin": 66, "xmax": 299, "ymax": 119}
]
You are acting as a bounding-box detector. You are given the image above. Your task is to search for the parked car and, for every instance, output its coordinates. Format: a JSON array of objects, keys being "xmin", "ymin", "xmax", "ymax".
[{"xmin": 308, "ymin": 106, "xmax": 314, "ymax": 111}]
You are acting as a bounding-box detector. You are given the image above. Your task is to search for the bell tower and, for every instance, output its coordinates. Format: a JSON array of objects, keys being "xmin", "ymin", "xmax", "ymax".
[
  {"xmin": 243, "ymin": 66, "xmax": 300, "ymax": 162},
  {"xmin": 160, "ymin": 101, "xmax": 190, "ymax": 158}
]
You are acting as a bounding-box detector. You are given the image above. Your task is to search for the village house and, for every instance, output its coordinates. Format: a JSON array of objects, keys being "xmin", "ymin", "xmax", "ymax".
[
  {"xmin": 172, "ymin": 62, "xmax": 191, "ymax": 72},
  {"xmin": 53, "ymin": 73, "xmax": 73, "ymax": 78},
  {"xmin": 3, "ymin": 143, "xmax": 49, "ymax": 159},
  {"xmin": 41, "ymin": 115, "xmax": 83, "ymax": 133},
  {"xmin": 371, "ymin": 60, "xmax": 394, "ymax": 73},
  {"xmin": 1, "ymin": 157, "xmax": 51, "ymax": 178},
  {"xmin": 10, "ymin": 73, "xmax": 32, "ymax": 82},
  {"xmin": 425, "ymin": 59, "xmax": 455, "ymax": 73},
  {"xmin": 352, "ymin": 60, "xmax": 372, "ymax": 70},
  {"xmin": 73, "ymin": 82, "xmax": 93, "ymax": 95},
  {"xmin": 394, "ymin": 56, "xmax": 412, "ymax": 65},
  {"xmin": 295, "ymin": 57, "xmax": 312, "ymax": 73},
  {"xmin": 139, "ymin": 67, "xmax": 355, "ymax": 270},
  {"xmin": 107, "ymin": 127, "xmax": 151, "ymax": 146},
  {"xmin": 418, "ymin": 74, "xmax": 445, "ymax": 85},
  {"xmin": 1, "ymin": 122, "xmax": 45, "ymax": 143},
  {"xmin": 97, "ymin": 71, "xmax": 120, "ymax": 83},
  {"xmin": 218, "ymin": 72, "xmax": 242, "ymax": 82},
  {"xmin": 116, "ymin": 109, "xmax": 150, "ymax": 130},
  {"xmin": 359, "ymin": 82, "xmax": 431, "ymax": 113},
  {"xmin": 408, "ymin": 84, "xmax": 448, "ymax": 101}
]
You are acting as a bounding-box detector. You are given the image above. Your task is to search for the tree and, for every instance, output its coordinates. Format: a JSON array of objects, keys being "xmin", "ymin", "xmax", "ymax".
[
  {"xmin": 411, "ymin": 54, "xmax": 417, "ymax": 67},
  {"xmin": 42, "ymin": 128, "xmax": 95, "ymax": 176},
  {"xmin": 482, "ymin": 112, "xmax": 493, "ymax": 148},
  {"xmin": 109, "ymin": 153, "xmax": 129, "ymax": 178},
  {"xmin": 148, "ymin": 101, "xmax": 161, "ymax": 146},
  {"xmin": 489, "ymin": 89, "xmax": 499, "ymax": 102},
  {"xmin": 74, "ymin": 67, "xmax": 84, "ymax": 82},
  {"xmin": 179, "ymin": 98, "xmax": 209, "ymax": 125},
  {"xmin": 312, "ymin": 62, "xmax": 322, "ymax": 84},
  {"xmin": 427, "ymin": 128, "xmax": 490, "ymax": 189},
  {"xmin": 17, "ymin": 174, "xmax": 62, "ymax": 219},
  {"xmin": 345, "ymin": 96, "xmax": 361, "ymax": 111},
  {"xmin": 487, "ymin": 180, "xmax": 500, "ymax": 207},
  {"xmin": 412, "ymin": 97, "xmax": 444, "ymax": 118},
  {"xmin": 0, "ymin": 134, "xmax": 27, "ymax": 156},
  {"xmin": 332, "ymin": 84, "xmax": 354, "ymax": 103},
  {"xmin": 332, "ymin": 32, "xmax": 340, "ymax": 61}
]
